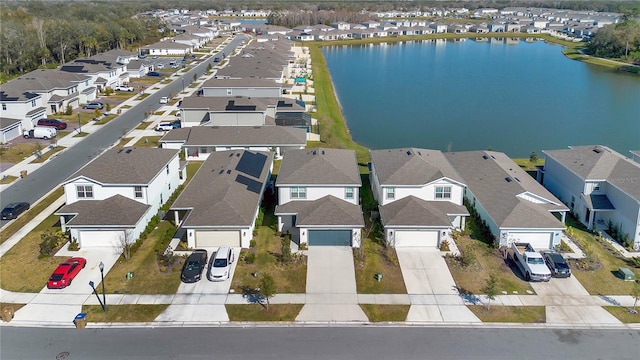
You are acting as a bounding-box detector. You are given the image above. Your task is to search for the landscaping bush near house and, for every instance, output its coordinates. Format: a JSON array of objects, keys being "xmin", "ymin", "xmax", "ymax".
[{"xmin": 38, "ymin": 230, "xmax": 67, "ymax": 258}]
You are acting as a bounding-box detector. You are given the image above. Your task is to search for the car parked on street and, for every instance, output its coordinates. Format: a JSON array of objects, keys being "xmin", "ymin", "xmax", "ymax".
[
  {"xmin": 208, "ymin": 246, "xmax": 235, "ymax": 281},
  {"xmin": 47, "ymin": 257, "xmax": 87, "ymax": 289},
  {"xmin": 37, "ymin": 118, "xmax": 67, "ymax": 130},
  {"xmin": 181, "ymin": 250, "xmax": 208, "ymax": 283},
  {"xmin": 1, "ymin": 202, "xmax": 30, "ymax": 220},
  {"xmin": 541, "ymin": 251, "xmax": 572, "ymax": 278},
  {"xmin": 83, "ymin": 102, "xmax": 104, "ymax": 110},
  {"xmin": 159, "ymin": 96, "xmax": 169, "ymax": 104},
  {"xmin": 155, "ymin": 121, "xmax": 181, "ymax": 131}
]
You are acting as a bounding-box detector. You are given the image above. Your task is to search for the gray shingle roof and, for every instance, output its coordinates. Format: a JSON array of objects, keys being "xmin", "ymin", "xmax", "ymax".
[
  {"xmin": 171, "ymin": 150, "xmax": 273, "ymax": 227},
  {"xmin": 380, "ymin": 196, "xmax": 469, "ymax": 227},
  {"xmin": 370, "ymin": 148, "xmax": 465, "ymax": 186},
  {"xmin": 1, "ymin": 69, "xmax": 90, "ymax": 102},
  {"xmin": 445, "ymin": 150, "xmax": 567, "ymax": 229},
  {"xmin": 275, "ymin": 195, "xmax": 364, "ymax": 227},
  {"xmin": 161, "ymin": 126, "xmax": 306, "ymax": 147},
  {"xmin": 56, "ymin": 195, "xmax": 150, "ymax": 227},
  {"xmin": 201, "ymin": 78, "xmax": 282, "ymax": 88},
  {"xmin": 543, "ymin": 145, "xmax": 640, "ymax": 201},
  {"xmin": 65, "ymin": 147, "xmax": 179, "ymax": 185},
  {"xmin": 180, "ymin": 96, "xmax": 304, "ymax": 112},
  {"xmin": 276, "ymin": 147, "xmax": 361, "ymax": 186}
]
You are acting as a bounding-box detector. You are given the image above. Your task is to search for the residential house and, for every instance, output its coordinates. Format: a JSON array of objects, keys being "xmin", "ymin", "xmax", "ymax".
[
  {"xmin": 60, "ymin": 50, "xmax": 130, "ymax": 91},
  {"xmin": 200, "ymin": 78, "xmax": 286, "ymax": 98},
  {"xmin": 429, "ymin": 23, "xmax": 448, "ymax": 33},
  {"xmin": 170, "ymin": 150, "xmax": 274, "ymax": 248},
  {"xmin": 275, "ymin": 148, "xmax": 364, "ymax": 247},
  {"xmin": 370, "ymin": 148, "xmax": 469, "ymax": 248},
  {"xmin": 55, "ymin": 148, "xmax": 183, "ymax": 248},
  {"xmin": 139, "ymin": 41, "xmax": 193, "ymax": 57},
  {"xmin": 160, "ymin": 125, "xmax": 306, "ymax": 160},
  {"xmin": 540, "ymin": 145, "xmax": 640, "ymax": 250},
  {"xmin": 0, "ymin": 117, "xmax": 23, "ymax": 143},
  {"xmin": 445, "ymin": 150, "xmax": 568, "ymax": 250}
]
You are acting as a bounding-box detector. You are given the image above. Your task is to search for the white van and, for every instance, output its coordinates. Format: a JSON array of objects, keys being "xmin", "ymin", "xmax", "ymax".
[{"xmin": 24, "ymin": 126, "xmax": 57, "ymax": 139}]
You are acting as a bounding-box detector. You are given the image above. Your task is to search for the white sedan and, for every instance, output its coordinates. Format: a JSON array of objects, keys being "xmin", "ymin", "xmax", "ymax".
[{"xmin": 159, "ymin": 97, "xmax": 169, "ymax": 104}]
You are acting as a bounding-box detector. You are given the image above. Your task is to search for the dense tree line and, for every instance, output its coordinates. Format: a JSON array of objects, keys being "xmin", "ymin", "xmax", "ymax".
[
  {"xmin": 0, "ymin": 1, "xmax": 164, "ymax": 82},
  {"xmin": 586, "ymin": 19, "xmax": 640, "ymax": 64}
]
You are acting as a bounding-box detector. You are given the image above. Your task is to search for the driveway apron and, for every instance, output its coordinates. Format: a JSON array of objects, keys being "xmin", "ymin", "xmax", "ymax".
[
  {"xmin": 397, "ymin": 248, "xmax": 480, "ymax": 323},
  {"xmin": 296, "ymin": 246, "xmax": 368, "ymax": 322}
]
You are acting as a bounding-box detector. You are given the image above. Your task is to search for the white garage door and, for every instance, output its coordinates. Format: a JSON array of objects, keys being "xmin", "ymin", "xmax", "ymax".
[
  {"xmin": 78, "ymin": 230, "xmax": 124, "ymax": 248},
  {"xmin": 510, "ymin": 232, "xmax": 552, "ymax": 250},
  {"xmin": 1, "ymin": 124, "xmax": 21, "ymax": 143},
  {"xmin": 195, "ymin": 230, "xmax": 241, "ymax": 247},
  {"xmin": 395, "ymin": 230, "xmax": 439, "ymax": 247}
]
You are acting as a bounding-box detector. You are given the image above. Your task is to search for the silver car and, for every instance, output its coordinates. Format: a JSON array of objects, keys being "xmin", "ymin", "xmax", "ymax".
[{"xmin": 207, "ymin": 246, "xmax": 235, "ymax": 281}]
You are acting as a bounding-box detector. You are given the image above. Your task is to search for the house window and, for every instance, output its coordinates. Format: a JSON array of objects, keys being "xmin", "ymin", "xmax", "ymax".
[
  {"xmin": 345, "ymin": 187, "xmax": 354, "ymax": 199},
  {"xmin": 570, "ymin": 196, "xmax": 575, "ymax": 210},
  {"xmin": 31, "ymin": 100, "xmax": 36, "ymax": 107},
  {"xmin": 200, "ymin": 147, "xmax": 208, "ymax": 153},
  {"xmin": 290, "ymin": 187, "xmax": 307, "ymax": 199},
  {"xmin": 134, "ymin": 186, "xmax": 143, "ymax": 198},
  {"xmin": 435, "ymin": 186, "xmax": 452, "ymax": 199},
  {"xmin": 226, "ymin": 89, "xmax": 232, "ymax": 96},
  {"xmin": 386, "ymin": 187, "xmax": 395, "ymax": 200},
  {"xmin": 168, "ymin": 183, "xmax": 171, "ymax": 190},
  {"xmin": 1, "ymin": 103, "xmax": 6, "ymax": 110},
  {"xmin": 166, "ymin": 165, "xmax": 169, "ymax": 175},
  {"xmin": 76, "ymin": 185, "xmax": 94, "ymax": 199}
]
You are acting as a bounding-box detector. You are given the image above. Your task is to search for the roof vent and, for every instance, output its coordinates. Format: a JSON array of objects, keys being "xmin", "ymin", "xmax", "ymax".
[
  {"xmin": 126, "ymin": 149, "xmax": 132, "ymax": 153},
  {"xmin": 312, "ymin": 150, "xmax": 317, "ymax": 155},
  {"xmin": 593, "ymin": 147, "xmax": 602, "ymax": 154},
  {"xmin": 406, "ymin": 151, "xmax": 411, "ymax": 156},
  {"xmin": 417, "ymin": 151, "xmax": 422, "ymax": 156},
  {"xmin": 236, "ymin": 153, "xmax": 241, "ymax": 157},
  {"xmin": 218, "ymin": 169, "xmax": 224, "ymax": 174},
  {"xmin": 515, "ymin": 177, "xmax": 521, "ymax": 182},
  {"xmin": 321, "ymin": 150, "xmax": 325, "ymax": 155},
  {"xmin": 227, "ymin": 169, "xmax": 232, "ymax": 174},
  {"xmin": 482, "ymin": 155, "xmax": 488, "ymax": 159},
  {"xmin": 505, "ymin": 177, "xmax": 513, "ymax": 182}
]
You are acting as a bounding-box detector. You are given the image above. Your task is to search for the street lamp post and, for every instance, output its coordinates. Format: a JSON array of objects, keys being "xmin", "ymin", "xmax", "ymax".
[
  {"xmin": 181, "ymin": 78, "xmax": 185, "ymax": 94},
  {"xmin": 99, "ymin": 261, "xmax": 106, "ymax": 311},
  {"xmin": 77, "ymin": 113, "xmax": 82, "ymax": 134},
  {"xmin": 89, "ymin": 280, "xmax": 105, "ymax": 312}
]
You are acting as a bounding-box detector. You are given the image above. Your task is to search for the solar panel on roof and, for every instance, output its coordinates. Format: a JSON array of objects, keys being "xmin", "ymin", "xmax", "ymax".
[
  {"xmin": 235, "ymin": 151, "xmax": 267, "ymax": 178},
  {"xmin": 236, "ymin": 174, "xmax": 263, "ymax": 194}
]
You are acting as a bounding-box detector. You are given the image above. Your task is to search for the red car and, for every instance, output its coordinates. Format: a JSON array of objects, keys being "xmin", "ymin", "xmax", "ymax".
[{"xmin": 47, "ymin": 257, "xmax": 87, "ymax": 289}]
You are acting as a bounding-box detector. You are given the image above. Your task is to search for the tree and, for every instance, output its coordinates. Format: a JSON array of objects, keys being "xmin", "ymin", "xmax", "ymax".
[
  {"xmin": 260, "ymin": 273, "xmax": 276, "ymax": 310},
  {"xmin": 631, "ymin": 282, "xmax": 640, "ymax": 312},
  {"xmin": 114, "ymin": 230, "xmax": 135, "ymax": 261},
  {"xmin": 529, "ymin": 151, "xmax": 539, "ymax": 164},
  {"xmin": 481, "ymin": 273, "xmax": 499, "ymax": 310}
]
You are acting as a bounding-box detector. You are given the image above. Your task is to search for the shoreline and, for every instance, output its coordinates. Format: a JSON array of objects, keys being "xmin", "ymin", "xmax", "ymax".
[{"xmin": 306, "ymin": 33, "xmax": 637, "ymax": 164}]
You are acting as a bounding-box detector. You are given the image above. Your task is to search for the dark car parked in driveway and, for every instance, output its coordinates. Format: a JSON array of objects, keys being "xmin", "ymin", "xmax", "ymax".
[
  {"xmin": 541, "ymin": 251, "xmax": 571, "ymax": 278},
  {"xmin": 1, "ymin": 202, "xmax": 30, "ymax": 220},
  {"xmin": 37, "ymin": 118, "xmax": 68, "ymax": 130},
  {"xmin": 181, "ymin": 249, "xmax": 208, "ymax": 283}
]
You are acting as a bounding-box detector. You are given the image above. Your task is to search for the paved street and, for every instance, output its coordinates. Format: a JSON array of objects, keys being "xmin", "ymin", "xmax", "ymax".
[{"xmin": 2, "ymin": 326, "xmax": 639, "ymax": 360}]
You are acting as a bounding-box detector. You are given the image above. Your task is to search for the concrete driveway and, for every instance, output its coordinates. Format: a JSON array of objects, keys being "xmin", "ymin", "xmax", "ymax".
[
  {"xmin": 397, "ymin": 248, "xmax": 480, "ymax": 323},
  {"xmin": 530, "ymin": 276, "xmax": 621, "ymax": 325},
  {"xmin": 155, "ymin": 247, "xmax": 239, "ymax": 323},
  {"xmin": 296, "ymin": 246, "xmax": 368, "ymax": 322},
  {"xmin": 12, "ymin": 246, "xmax": 121, "ymax": 324}
]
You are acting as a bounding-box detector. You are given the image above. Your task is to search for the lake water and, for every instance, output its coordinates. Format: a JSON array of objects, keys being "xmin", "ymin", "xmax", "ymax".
[{"xmin": 322, "ymin": 39, "xmax": 640, "ymax": 157}]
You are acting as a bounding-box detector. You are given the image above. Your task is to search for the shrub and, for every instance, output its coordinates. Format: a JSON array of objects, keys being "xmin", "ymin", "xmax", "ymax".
[
  {"xmin": 64, "ymin": 105, "xmax": 73, "ymax": 115},
  {"xmin": 39, "ymin": 230, "xmax": 66, "ymax": 256},
  {"xmin": 439, "ymin": 240, "xmax": 450, "ymax": 252},
  {"xmin": 249, "ymin": 239, "xmax": 256, "ymax": 248},
  {"xmin": 68, "ymin": 238, "xmax": 80, "ymax": 251},
  {"xmin": 460, "ymin": 245, "xmax": 477, "ymax": 268},
  {"xmin": 244, "ymin": 252, "xmax": 256, "ymax": 264},
  {"xmin": 281, "ymin": 232, "xmax": 292, "ymax": 263}
]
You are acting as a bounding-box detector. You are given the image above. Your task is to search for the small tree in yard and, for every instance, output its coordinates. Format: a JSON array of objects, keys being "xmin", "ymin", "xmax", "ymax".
[
  {"xmin": 115, "ymin": 230, "xmax": 135, "ymax": 261},
  {"xmin": 631, "ymin": 282, "xmax": 640, "ymax": 313},
  {"xmin": 529, "ymin": 151, "xmax": 539, "ymax": 164},
  {"xmin": 482, "ymin": 273, "xmax": 499, "ymax": 310},
  {"xmin": 260, "ymin": 273, "xmax": 276, "ymax": 310}
]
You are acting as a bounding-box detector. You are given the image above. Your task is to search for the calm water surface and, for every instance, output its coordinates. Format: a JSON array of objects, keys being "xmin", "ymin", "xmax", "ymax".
[{"xmin": 322, "ymin": 39, "xmax": 640, "ymax": 157}]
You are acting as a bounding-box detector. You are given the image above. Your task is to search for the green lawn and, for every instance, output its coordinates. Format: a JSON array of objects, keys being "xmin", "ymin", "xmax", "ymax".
[
  {"xmin": 468, "ymin": 306, "xmax": 546, "ymax": 323},
  {"xmin": 0, "ymin": 175, "xmax": 17, "ymax": 184},
  {"xmin": 603, "ymin": 306, "xmax": 640, "ymax": 323},
  {"xmin": 447, "ymin": 218, "xmax": 534, "ymax": 295},
  {"xmin": 226, "ymin": 304, "xmax": 303, "ymax": 321},
  {"xmin": 133, "ymin": 136, "xmax": 162, "ymax": 147},
  {"xmin": 82, "ymin": 304, "xmax": 168, "ymax": 322},
  {"xmin": 0, "ymin": 143, "xmax": 40, "ymax": 163},
  {"xmin": 565, "ymin": 216, "xmax": 640, "ymax": 295},
  {"xmin": 30, "ymin": 146, "xmax": 65, "ymax": 163},
  {"xmin": 0, "ymin": 214, "xmax": 65, "ymax": 292},
  {"xmin": 102, "ymin": 221, "xmax": 182, "ymax": 294},
  {"xmin": 360, "ymin": 304, "xmax": 409, "ymax": 322}
]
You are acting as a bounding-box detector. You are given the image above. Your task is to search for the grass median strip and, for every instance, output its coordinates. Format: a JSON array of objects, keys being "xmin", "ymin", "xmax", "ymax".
[
  {"xmin": 467, "ymin": 306, "xmax": 546, "ymax": 323},
  {"xmin": 603, "ymin": 306, "xmax": 640, "ymax": 323},
  {"xmin": 354, "ymin": 240, "xmax": 407, "ymax": 294},
  {"xmin": 226, "ymin": 304, "xmax": 303, "ymax": 321},
  {"xmin": 82, "ymin": 304, "xmax": 168, "ymax": 322},
  {"xmin": 360, "ymin": 304, "xmax": 409, "ymax": 322}
]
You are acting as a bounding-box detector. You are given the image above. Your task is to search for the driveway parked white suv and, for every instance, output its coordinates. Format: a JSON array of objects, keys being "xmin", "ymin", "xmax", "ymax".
[
  {"xmin": 208, "ymin": 246, "xmax": 235, "ymax": 281},
  {"xmin": 114, "ymin": 85, "xmax": 134, "ymax": 92}
]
